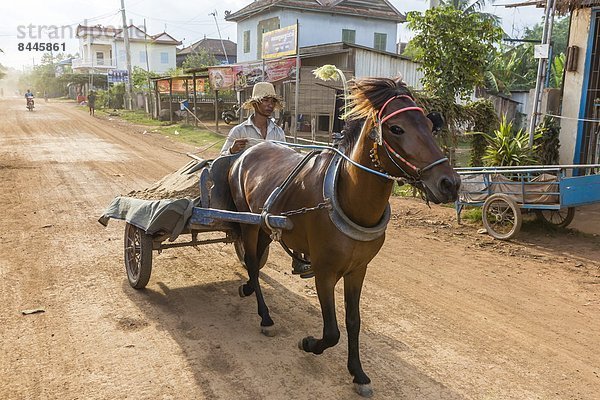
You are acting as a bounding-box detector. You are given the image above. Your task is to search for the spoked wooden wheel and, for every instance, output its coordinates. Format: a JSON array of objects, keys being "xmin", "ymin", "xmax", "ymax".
[
  {"xmin": 535, "ymin": 207, "xmax": 575, "ymax": 228},
  {"xmin": 482, "ymin": 194, "xmax": 522, "ymax": 240},
  {"xmin": 124, "ymin": 223, "xmax": 153, "ymax": 289},
  {"xmin": 234, "ymin": 238, "xmax": 269, "ymax": 270}
]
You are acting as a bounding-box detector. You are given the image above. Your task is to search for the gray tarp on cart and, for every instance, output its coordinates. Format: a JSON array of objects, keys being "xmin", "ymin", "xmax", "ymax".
[
  {"xmin": 459, "ymin": 173, "xmax": 559, "ymax": 204},
  {"xmin": 98, "ymin": 196, "xmax": 198, "ymax": 241}
]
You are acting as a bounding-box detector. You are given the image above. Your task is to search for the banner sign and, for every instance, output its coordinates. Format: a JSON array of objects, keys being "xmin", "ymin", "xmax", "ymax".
[
  {"xmin": 156, "ymin": 78, "xmax": 206, "ymax": 94},
  {"xmin": 208, "ymin": 58, "xmax": 299, "ymax": 90},
  {"xmin": 262, "ymin": 25, "xmax": 297, "ymax": 60},
  {"xmin": 208, "ymin": 67, "xmax": 236, "ymax": 90},
  {"xmin": 108, "ymin": 69, "xmax": 129, "ymax": 84}
]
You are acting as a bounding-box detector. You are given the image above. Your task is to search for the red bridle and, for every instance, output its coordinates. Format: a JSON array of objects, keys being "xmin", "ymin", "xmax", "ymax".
[{"xmin": 371, "ymin": 95, "xmax": 448, "ymax": 181}]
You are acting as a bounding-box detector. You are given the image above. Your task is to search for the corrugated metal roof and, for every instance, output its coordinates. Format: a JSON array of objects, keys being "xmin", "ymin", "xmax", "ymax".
[{"xmin": 225, "ymin": 0, "xmax": 405, "ymax": 22}]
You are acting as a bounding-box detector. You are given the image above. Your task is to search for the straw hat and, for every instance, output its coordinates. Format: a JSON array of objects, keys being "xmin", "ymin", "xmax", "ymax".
[{"xmin": 242, "ymin": 82, "xmax": 284, "ymax": 110}]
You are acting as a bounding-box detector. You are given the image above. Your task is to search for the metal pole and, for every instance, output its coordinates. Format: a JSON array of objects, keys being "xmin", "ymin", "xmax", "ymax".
[
  {"xmin": 169, "ymin": 78, "xmax": 173, "ymax": 123},
  {"xmin": 528, "ymin": 0, "xmax": 555, "ymax": 145},
  {"xmin": 215, "ymin": 89, "xmax": 219, "ymax": 133},
  {"xmin": 293, "ymin": 20, "xmax": 300, "ymax": 144},
  {"xmin": 143, "ymin": 19, "xmax": 152, "ymax": 114},
  {"xmin": 120, "ymin": 0, "xmax": 133, "ymax": 110},
  {"xmin": 210, "ymin": 10, "xmax": 229, "ymax": 64},
  {"xmin": 193, "ymin": 72, "xmax": 198, "ymax": 127}
]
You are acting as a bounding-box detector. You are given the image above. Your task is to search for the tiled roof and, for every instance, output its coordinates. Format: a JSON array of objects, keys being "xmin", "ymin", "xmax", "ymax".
[
  {"xmin": 179, "ymin": 38, "xmax": 237, "ymax": 56},
  {"xmin": 76, "ymin": 24, "xmax": 181, "ymax": 44},
  {"xmin": 225, "ymin": 0, "xmax": 404, "ymax": 22}
]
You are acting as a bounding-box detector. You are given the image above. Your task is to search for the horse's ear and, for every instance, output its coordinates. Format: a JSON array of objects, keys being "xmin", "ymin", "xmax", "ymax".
[{"xmin": 427, "ymin": 112, "xmax": 444, "ymax": 135}]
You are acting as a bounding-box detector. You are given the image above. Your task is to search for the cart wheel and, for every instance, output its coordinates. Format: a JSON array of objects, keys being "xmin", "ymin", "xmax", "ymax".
[
  {"xmin": 124, "ymin": 223, "xmax": 153, "ymax": 289},
  {"xmin": 234, "ymin": 238, "xmax": 269, "ymax": 270},
  {"xmin": 482, "ymin": 194, "xmax": 522, "ymax": 240},
  {"xmin": 535, "ymin": 207, "xmax": 575, "ymax": 228}
]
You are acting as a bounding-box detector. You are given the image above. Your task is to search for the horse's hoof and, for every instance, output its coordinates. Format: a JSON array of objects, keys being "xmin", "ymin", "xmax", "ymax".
[
  {"xmin": 261, "ymin": 325, "xmax": 277, "ymax": 337},
  {"xmin": 238, "ymin": 284, "xmax": 254, "ymax": 297},
  {"xmin": 354, "ymin": 383, "xmax": 373, "ymax": 398},
  {"xmin": 297, "ymin": 336, "xmax": 314, "ymax": 352}
]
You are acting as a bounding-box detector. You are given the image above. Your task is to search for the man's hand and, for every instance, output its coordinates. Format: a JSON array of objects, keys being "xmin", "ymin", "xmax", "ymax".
[{"xmin": 230, "ymin": 138, "xmax": 248, "ymax": 154}]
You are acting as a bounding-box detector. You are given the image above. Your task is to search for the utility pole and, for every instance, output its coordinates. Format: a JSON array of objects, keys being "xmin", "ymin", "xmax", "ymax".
[
  {"xmin": 210, "ymin": 10, "xmax": 229, "ymax": 64},
  {"xmin": 143, "ymin": 18, "xmax": 153, "ymax": 115},
  {"xmin": 528, "ymin": 0, "xmax": 556, "ymax": 145},
  {"xmin": 120, "ymin": 0, "xmax": 133, "ymax": 109}
]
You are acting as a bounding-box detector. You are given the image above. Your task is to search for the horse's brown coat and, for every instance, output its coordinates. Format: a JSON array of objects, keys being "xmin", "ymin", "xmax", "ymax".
[{"xmin": 228, "ymin": 77, "xmax": 460, "ymax": 396}]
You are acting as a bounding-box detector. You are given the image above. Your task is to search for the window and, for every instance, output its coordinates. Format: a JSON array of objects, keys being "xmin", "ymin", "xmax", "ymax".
[
  {"xmin": 374, "ymin": 33, "xmax": 387, "ymax": 51},
  {"xmin": 160, "ymin": 52, "xmax": 169, "ymax": 64},
  {"xmin": 139, "ymin": 51, "xmax": 146, "ymax": 64},
  {"xmin": 243, "ymin": 30, "xmax": 250, "ymax": 53},
  {"xmin": 96, "ymin": 52, "xmax": 104, "ymax": 65},
  {"xmin": 342, "ymin": 29, "xmax": 356, "ymax": 44},
  {"xmin": 257, "ymin": 17, "xmax": 280, "ymax": 58}
]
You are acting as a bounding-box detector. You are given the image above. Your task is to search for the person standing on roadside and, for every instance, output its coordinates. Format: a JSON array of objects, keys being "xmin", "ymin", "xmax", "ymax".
[{"xmin": 88, "ymin": 90, "xmax": 97, "ymax": 116}]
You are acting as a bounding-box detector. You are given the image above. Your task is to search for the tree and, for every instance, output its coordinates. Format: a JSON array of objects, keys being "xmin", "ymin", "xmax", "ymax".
[
  {"xmin": 485, "ymin": 16, "xmax": 569, "ymax": 93},
  {"xmin": 407, "ymin": 6, "xmax": 502, "ymax": 163},
  {"xmin": 181, "ymin": 48, "xmax": 218, "ymax": 71},
  {"xmin": 407, "ymin": 6, "xmax": 503, "ymax": 101},
  {"xmin": 131, "ymin": 66, "xmax": 158, "ymax": 91},
  {"xmin": 19, "ymin": 52, "xmax": 80, "ymax": 96},
  {"xmin": 440, "ymin": 0, "xmax": 500, "ymax": 26}
]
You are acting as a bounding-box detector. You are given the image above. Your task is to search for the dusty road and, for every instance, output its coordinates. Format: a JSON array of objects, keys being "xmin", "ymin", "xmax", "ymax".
[{"xmin": 1, "ymin": 99, "xmax": 599, "ymax": 400}]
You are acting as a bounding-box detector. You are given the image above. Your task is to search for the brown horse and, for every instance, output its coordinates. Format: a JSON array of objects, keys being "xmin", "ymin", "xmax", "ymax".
[{"xmin": 228, "ymin": 77, "xmax": 460, "ymax": 397}]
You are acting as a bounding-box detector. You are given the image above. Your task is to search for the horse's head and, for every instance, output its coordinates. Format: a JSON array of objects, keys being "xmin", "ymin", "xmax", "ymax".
[{"xmin": 347, "ymin": 77, "xmax": 461, "ymax": 204}]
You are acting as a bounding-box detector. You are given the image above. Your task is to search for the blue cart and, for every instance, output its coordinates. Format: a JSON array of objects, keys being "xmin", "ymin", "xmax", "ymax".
[{"xmin": 455, "ymin": 164, "xmax": 600, "ymax": 239}]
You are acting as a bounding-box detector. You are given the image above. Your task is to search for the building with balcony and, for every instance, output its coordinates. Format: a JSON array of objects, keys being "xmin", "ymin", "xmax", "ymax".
[{"xmin": 72, "ymin": 24, "xmax": 182, "ymax": 75}]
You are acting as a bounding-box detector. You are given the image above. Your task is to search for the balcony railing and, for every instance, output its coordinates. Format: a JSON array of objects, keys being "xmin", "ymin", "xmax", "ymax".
[{"xmin": 72, "ymin": 58, "xmax": 115, "ymax": 69}]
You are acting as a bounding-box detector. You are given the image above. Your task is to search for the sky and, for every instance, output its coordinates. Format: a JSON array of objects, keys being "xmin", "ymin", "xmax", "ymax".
[{"xmin": 0, "ymin": 0, "xmax": 546, "ymax": 71}]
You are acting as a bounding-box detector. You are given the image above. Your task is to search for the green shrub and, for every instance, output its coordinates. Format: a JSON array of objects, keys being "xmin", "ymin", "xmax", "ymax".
[
  {"xmin": 534, "ymin": 116, "xmax": 560, "ymax": 165},
  {"xmin": 473, "ymin": 116, "xmax": 540, "ymax": 166}
]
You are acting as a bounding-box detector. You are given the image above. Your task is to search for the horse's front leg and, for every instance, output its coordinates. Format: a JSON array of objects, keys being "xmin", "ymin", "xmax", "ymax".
[
  {"xmin": 299, "ymin": 273, "xmax": 340, "ymax": 354},
  {"xmin": 239, "ymin": 227, "xmax": 275, "ymax": 336},
  {"xmin": 344, "ymin": 267, "xmax": 372, "ymax": 397}
]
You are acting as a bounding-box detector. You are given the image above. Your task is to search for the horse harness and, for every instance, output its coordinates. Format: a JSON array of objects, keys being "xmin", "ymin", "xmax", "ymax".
[
  {"xmin": 260, "ymin": 94, "xmax": 448, "ymax": 242},
  {"xmin": 369, "ymin": 94, "xmax": 448, "ymax": 186}
]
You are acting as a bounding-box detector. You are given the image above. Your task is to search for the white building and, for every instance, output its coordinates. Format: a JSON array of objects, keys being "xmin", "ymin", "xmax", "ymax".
[
  {"xmin": 225, "ymin": 0, "xmax": 404, "ymax": 63},
  {"xmin": 72, "ymin": 24, "xmax": 181, "ymax": 75}
]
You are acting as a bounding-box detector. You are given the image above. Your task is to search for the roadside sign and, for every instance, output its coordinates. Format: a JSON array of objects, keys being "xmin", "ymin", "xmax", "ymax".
[
  {"xmin": 108, "ymin": 69, "xmax": 130, "ymax": 84},
  {"xmin": 262, "ymin": 25, "xmax": 297, "ymax": 60}
]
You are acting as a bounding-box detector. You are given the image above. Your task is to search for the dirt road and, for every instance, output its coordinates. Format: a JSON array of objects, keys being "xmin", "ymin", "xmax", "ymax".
[{"xmin": 1, "ymin": 99, "xmax": 599, "ymax": 400}]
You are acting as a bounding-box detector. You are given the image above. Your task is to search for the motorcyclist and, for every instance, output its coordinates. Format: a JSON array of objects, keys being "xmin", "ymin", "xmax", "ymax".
[{"xmin": 25, "ymin": 89, "xmax": 34, "ymax": 109}]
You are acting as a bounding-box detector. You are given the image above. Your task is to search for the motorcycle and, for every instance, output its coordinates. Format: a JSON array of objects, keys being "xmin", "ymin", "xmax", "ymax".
[
  {"xmin": 26, "ymin": 97, "xmax": 35, "ymax": 111},
  {"xmin": 222, "ymin": 104, "xmax": 240, "ymax": 125}
]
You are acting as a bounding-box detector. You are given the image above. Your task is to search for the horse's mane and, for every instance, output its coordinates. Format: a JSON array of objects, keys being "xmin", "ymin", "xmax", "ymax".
[{"xmin": 339, "ymin": 77, "xmax": 413, "ymax": 152}]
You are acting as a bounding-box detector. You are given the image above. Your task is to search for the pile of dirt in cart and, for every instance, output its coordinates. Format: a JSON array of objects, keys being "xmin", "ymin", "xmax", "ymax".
[{"xmin": 126, "ymin": 159, "xmax": 207, "ymax": 200}]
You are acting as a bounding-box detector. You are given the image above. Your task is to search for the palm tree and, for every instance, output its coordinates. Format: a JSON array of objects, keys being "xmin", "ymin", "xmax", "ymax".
[{"xmin": 439, "ymin": 0, "xmax": 500, "ymax": 25}]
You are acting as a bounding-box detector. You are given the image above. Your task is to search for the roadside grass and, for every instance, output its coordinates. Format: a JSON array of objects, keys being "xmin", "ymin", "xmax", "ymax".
[
  {"xmin": 96, "ymin": 108, "xmax": 164, "ymax": 126},
  {"xmin": 92, "ymin": 108, "xmax": 226, "ymax": 151}
]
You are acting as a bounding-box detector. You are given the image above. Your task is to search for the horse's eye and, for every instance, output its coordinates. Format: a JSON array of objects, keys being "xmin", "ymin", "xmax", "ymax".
[{"xmin": 389, "ymin": 125, "xmax": 404, "ymax": 135}]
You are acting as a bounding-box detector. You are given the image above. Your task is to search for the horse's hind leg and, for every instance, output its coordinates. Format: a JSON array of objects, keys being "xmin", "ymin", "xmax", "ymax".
[
  {"xmin": 343, "ymin": 267, "xmax": 372, "ymax": 397},
  {"xmin": 238, "ymin": 230, "xmax": 270, "ymax": 298},
  {"xmin": 239, "ymin": 226, "xmax": 275, "ymax": 335},
  {"xmin": 299, "ymin": 273, "xmax": 341, "ymax": 354}
]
